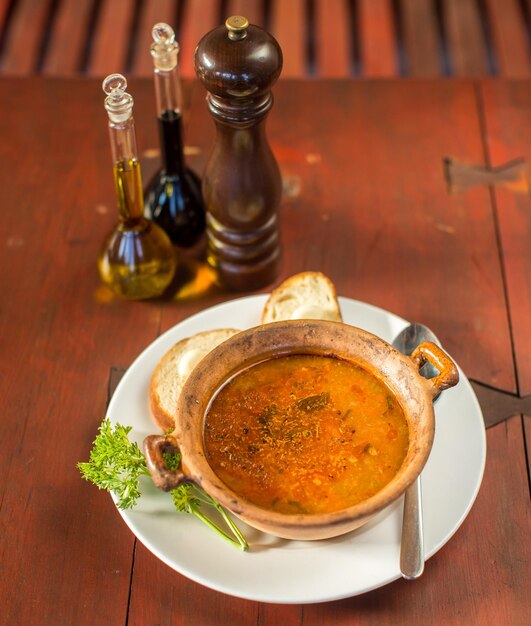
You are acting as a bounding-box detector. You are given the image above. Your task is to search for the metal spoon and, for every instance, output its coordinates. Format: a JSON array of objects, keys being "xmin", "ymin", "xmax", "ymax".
[{"xmin": 392, "ymin": 323, "xmax": 441, "ymax": 580}]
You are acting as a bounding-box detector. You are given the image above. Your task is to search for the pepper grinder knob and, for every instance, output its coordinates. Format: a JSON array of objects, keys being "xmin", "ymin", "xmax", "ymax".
[
  {"xmin": 225, "ymin": 15, "xmax": 249, "ymax": 40},
  {"xmin": 194, "ymin": 16, "xmax": 283, "ymax": 291}
]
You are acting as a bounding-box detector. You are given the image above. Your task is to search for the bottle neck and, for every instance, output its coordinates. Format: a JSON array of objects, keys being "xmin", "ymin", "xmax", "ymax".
[
  {"xmin": 154, "ymin": 67, "xmax": 182, "ymax": 117},
  {"xmin": 153, "ymin": 67, "xmax": 186, "ymax": 177},
  {"xmin": 108, "ymin": 117, "xmax": 144, "ymax": 220},
  {"xmin": 158, "ymin": 109, "xmax": 186, "ymax": 176}
]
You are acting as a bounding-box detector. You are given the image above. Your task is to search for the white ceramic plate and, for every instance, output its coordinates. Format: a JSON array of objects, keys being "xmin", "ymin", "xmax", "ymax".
[{"xmin": 107, "ymin": 296, "xmax": 486, "ymax": 604}]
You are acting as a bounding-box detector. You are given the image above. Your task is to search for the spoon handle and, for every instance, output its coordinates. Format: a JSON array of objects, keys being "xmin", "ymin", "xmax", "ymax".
[{"xmin": 400, "ymin": 476, "xmax": 424, "ymax": 579}]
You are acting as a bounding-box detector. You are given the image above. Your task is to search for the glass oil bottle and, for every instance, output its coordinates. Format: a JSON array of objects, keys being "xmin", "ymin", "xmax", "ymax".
[
  {"xmin": 144, "ymin": 23, "xmax": 205, "ymax": 247},
  {"xmin": 98, "ymin": 74, "xmax": 177, "ymax": 299}
]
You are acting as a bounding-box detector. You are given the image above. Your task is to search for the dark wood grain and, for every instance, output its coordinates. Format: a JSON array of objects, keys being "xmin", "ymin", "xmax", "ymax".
[
  {"xmin": 0, "ymin": 76, "xmax": 528, "ymax": 625},
  {"xmin": 480, "ymin": 80, "xmax": 531, "ymax": 395},
  {"xmin": 358, "ymin": 0, "xmax": 397, "ymax": 76},
  {"xmin": 445, "ymin": 0, "xmax": 488, "ymax": 76},
  {"xmin": 485, "ymin": 0, "xmax": 531, "ymax": 78},
  {"xmin": 0, "ymin": 0, "xmax": 50, "ymax": 73},
  {"xmin": 179, "ymin": 0, "xmax": 220, "ymax": 79},
  {"xmin": 270, "ymin": 0, "xmax": 306, "ymax": 77},
  {"xmin": 259, "ymin": 603, "xmax": 303, "ymax": 625},
  {"xmin": 525, "ymin": 416, "xmax": 531, "ymax": 486},
  {"xmin": 314, "ymin": 0, "xmax": 351, "ymax": 77},
  {"xmin": 401, "ymin": 0, "xmax": 441, "ymax": 76},
  {"xmin": 0, "ymin": 0, "xmax": 12, "ymax": 30},
  {"xmin": 128, "ymin": 543, "xmax": 259, "ymax": 626},
  {"xmin": 130, "ymin": 0, "xmax": 176, "ymax": 77},
  {"xmin": 0, "ymin": 78, "xmax": 163, "ymax": 625},
  {"xmin": 1, "ymin": 0, "xmax": 531, "ymax": 80},
  {"xmin": 41, "ymin": 0, "xmax": 93, "ymax": 75},
  {"xmin": 87, "ymin": 0, "xmax": 136, "ymax": 76},
  {"xmin": 226, "ymin": 0, "xmax": 264, "ymax": 28}
]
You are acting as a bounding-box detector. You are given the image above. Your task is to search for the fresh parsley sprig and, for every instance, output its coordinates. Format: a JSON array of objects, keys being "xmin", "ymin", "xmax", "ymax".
[
  {"xmin": 78, "ymin": 419, "xmax": 248, "ymax": 551},
  {"xmin": 171, "ymin": 484, "xmax": 248, "ymax": 550},
  {"xmin": 78, "ymin": 420, "xmax": 148, "ymax": 510}
]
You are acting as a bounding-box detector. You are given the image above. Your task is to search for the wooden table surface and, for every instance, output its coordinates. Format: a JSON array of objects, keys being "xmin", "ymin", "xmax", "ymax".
[{"xmin": 0, "ymin": 76, "xmax": 529, "ymax": 625}]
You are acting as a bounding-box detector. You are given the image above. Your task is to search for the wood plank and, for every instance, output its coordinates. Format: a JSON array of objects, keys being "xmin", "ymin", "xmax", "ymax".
[
  {"xmin": 485, "ymin": 0, "xmax": 531, "ymax": 78},
  {"xmin": 226, "ymin": 0, "xmax": 264, "ymax": 27},
  {"xmin": 128, "ymin": 543, "xmax": 259, "ymax": 626},
  {"xmin": 130, "ymin": 0, "xmax": 176, "ymax": 77},
  {"xmin": 259, "ymin": 604, "xmax": 302, "ymax": 625},
  {"xmin": 445, "ymin": 0, "xmax": 488, "ymax": 76},
  {"xmin": 280, "ymin": 80, "xmax": 513, "ymax": 391},
  {"xmin": 303, "ymin": 417, "xmax": 530, "ymax": 624},
  {"xmin": 41, "ymin": 0, "xmax": 93, "ymax": 75},
  {"xmin": 0, "ymin": 0, "xmax": 51, "ymax": 74},
  {"xmin": 0, "ymin": 75, "xmax": 527, "ymax": 625},
  {"xmin": 358, "ymin": 0, "xmax": 396, "ymax": 76},
  {"xmin": 0, "ymin": 0, "xmax": 13, "ymax": 31},
  {"xmin": 87, "ymin": 0, "xmax": 137, "ymax": 76},
  {"xmin": 314, "ymin": 0, "xmax": 351, "ymax": 77},
  {"xmin": 179, "ymin": 0, "xmax": 220, "ymax": 79},
  {"xmin": 401, "ymin": 0, "xmax": 440, "ymax": 76},
  {"xmin": 525, "ymin": 415, "xmax": 531, "ymax": 487},
  {"xmin": 0, "ymin": 77, "xmax": 164, "ymax": 626},
  {"xmin": 270, "ymin": 0, "xmax": 306, "ymax": 78},
  {"xmin": 480, "ymin": 80, "xmax": 531, "ymax": 395}
]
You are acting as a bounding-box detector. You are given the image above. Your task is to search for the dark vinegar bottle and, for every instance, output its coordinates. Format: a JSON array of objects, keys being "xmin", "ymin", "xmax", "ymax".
[{"xmin": 144, "ymin": 23, "xmax": 205, "ymax": 247}]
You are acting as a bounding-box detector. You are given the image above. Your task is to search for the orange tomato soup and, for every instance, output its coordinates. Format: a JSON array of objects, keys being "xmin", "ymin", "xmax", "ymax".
[{"xmin": 204, "ymin": 354, "xmax": 409, "ymax": 515}]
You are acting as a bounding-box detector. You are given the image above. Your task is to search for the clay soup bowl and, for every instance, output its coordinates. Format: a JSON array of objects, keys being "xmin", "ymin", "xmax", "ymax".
[{"xmin": 144, "ymin": 320, "xmax": 459, "ymax": 540}]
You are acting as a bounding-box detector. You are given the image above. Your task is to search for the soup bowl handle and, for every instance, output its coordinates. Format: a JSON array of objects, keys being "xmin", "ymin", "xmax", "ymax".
[
  {"xmin": 410, "ymin": 341, "xmax": 459, "ymax": 398},
  {"xmin": 144, "ymin": 434, "xmax": 188, "ymax": 491}
]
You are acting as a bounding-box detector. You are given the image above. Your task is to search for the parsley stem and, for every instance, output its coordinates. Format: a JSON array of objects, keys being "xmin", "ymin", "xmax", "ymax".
[
  {"xmin": 191, "ymin": 502, "xmax": 248, "ymax": 551},
  {"xmin": 191, "ymin": 488, "xmax": 248, "ymax": 548},
  {"xmin": 210, "ymin": 502, "xmax": 248, "ymax": 551}
]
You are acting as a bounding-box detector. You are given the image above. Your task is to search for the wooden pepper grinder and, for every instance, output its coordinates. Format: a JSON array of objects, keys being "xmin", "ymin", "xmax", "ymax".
[{"xmin": 194, "ymin": 16, "xmax": 283, "ymax": 291}]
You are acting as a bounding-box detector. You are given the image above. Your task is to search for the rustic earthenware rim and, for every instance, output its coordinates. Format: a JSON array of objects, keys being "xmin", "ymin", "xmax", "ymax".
[
  {"xmin": 148, "ymin": 320, "xmax": 458, "ymax": 540},
  {"xmin": 144, "ymin": 320, "xmax": 459, "ymax": 539}
]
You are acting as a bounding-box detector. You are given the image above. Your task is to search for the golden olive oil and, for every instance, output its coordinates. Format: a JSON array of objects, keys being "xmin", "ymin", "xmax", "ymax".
[{"xmin": 99, "ymin": 76, "xmax": 177, "ymax": 299}]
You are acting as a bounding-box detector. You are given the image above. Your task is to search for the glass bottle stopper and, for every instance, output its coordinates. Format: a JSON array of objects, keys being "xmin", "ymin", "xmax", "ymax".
[
  {"xmin": 102, "ymin": 73, "xmax": 133, "ymax": 123},
  {"xmin": 151, "ymin": 23, "xmax": 179, "ymax": 72}
]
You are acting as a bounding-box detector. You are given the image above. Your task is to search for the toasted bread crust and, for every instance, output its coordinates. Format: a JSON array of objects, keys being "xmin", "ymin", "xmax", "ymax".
[
  {"xmin": 149, "ymin": 328, "xmax": 240, "ymax": 432},
  {"xmin": 261, "ymin": 271, "xmax": 342, "ymax": 324}
]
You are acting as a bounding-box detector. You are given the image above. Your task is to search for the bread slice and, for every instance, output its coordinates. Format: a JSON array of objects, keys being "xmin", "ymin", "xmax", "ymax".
[
  {"xmin": 149, "ymin": 328, "xmax": 240, "ymax": 432},
  {"xmin": 261, "ymin": 271, "xmax": 342, "ymax": 324}
]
